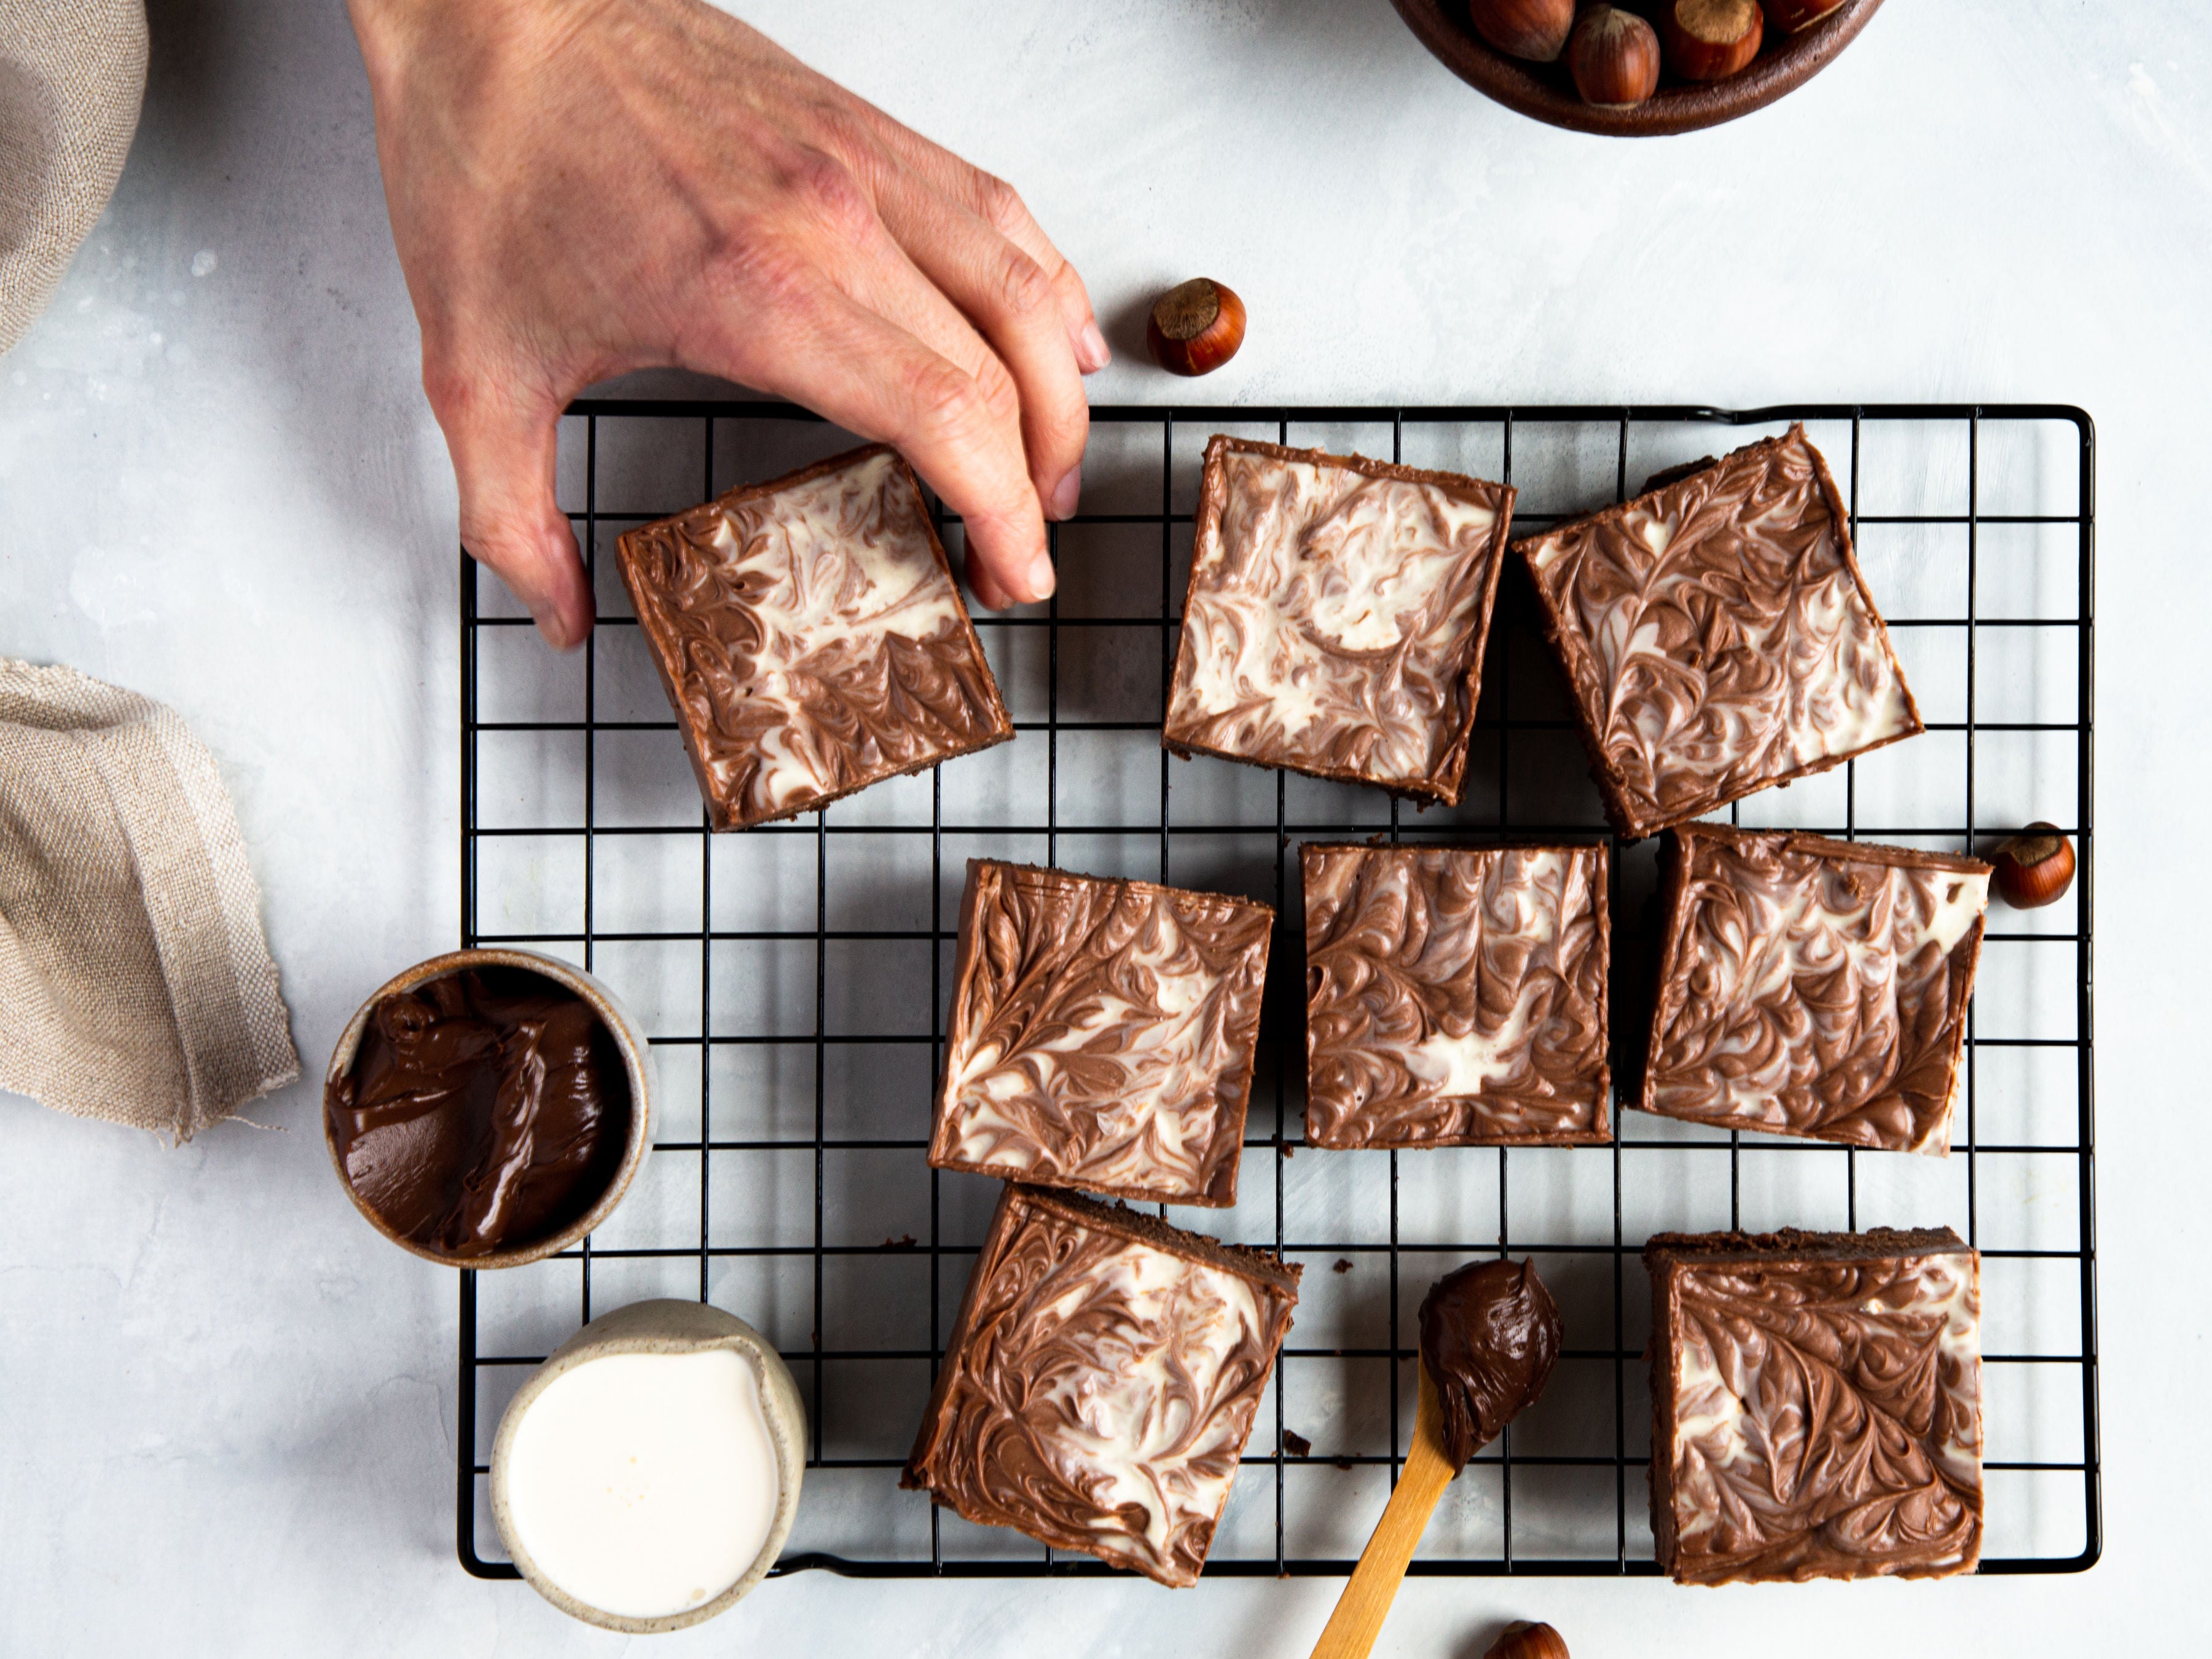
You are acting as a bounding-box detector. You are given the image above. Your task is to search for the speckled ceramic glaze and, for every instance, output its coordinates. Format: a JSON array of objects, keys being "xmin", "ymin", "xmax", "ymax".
[
  {"xmin": 488, "ymin": 1300, "xmax": 807, "ymax": 1633},
  {"xmin": 321, "ymin": 947, "xmax": 656, "ymax": 1269}
]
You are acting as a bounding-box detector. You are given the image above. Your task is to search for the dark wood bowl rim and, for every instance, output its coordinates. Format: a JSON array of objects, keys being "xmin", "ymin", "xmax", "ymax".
[{"xmin": 1390, "ymin": 0, "xmax": 1886, "ymax": 138}]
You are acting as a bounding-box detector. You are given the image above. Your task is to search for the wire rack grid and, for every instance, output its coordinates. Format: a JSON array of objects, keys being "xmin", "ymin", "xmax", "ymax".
[{"xmin": 454, "ymin": 400, "xmax": 2096, "ymax": 1580}]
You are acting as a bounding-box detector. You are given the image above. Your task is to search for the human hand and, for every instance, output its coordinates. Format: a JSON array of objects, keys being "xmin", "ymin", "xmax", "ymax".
[{"xmin": 348, "ymin": 0, "xmax": 1107, "ymax": 647}]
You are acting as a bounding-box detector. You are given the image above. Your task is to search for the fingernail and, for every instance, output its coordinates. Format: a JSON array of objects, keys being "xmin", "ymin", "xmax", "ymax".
[
  {"xmin": 1077, "ymin": 321, "xmax": 1110, "ymax": 374},
  {"xmin": 533, "ymin": 606, "xmax": 575, "ymax": 651},
  {"xmin": 1024, "ymin": 551, "xmax": 1057, "ymax": 603},
  {"xmin": 1048, "ymin": 466, "xmax": 1082, "ymax": 522}
]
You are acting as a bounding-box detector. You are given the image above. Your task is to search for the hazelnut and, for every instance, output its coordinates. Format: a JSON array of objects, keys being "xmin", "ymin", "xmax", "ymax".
[
  {"xmin": 1991, "ymin": 823, "xmax": 2076, "ymax": 910},
  {"xmin": 1566, "ymin": 6, "xmax": 1660, "ymax": 109},
  {"xmin": 1465, "ymin": 0, "xmax": 1576, "ymax": 63},
  {"xmin": 1659, "ymin": 0, "xmax": 1765, "ymax": 81},
  {"xmin": 1486, "ymin": 1623, "xmax": 1571, "ymax": 1659},
  {"xmin": 1762, "ymin": 0, "xmax": 1848, "ymax": 30},
  {"xmin": 1147, "ymin": 278, "xmax": 1245, "ymax": 377}
]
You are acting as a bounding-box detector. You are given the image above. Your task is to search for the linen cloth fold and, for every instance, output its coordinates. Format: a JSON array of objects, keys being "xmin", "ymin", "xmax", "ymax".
[
  {"xmin": 1, "ymin": 0, "xmax": 149, "ymax": 355},
  {"xmin": 1, "ymin": 660, "xmax": 298, "ymax": 1140}
]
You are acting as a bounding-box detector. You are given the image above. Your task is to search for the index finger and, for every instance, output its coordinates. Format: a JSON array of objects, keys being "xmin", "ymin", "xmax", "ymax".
[{"xmin": 870, "ymin": 124, "xmax": 1107, "ymax": 374}]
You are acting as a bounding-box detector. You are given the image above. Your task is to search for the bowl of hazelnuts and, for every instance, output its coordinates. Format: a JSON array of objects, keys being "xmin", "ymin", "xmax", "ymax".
[{"xmin": 1392, "ymin": 0, "xmax": 1884, "ymax": 137}]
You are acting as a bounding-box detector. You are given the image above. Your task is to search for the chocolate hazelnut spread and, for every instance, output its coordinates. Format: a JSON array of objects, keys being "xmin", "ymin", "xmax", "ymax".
[
  {"xmin": 1303, "ymin": 842, "xmax": 1610, "ymax": 1149},
  {"xmin": 930, "ymin": 860, "xmax": 1274, "ymax": 1207},
  {"xmin": 326, "ymin": 968, "xmax": 630, "ymax": 1258},
  {"xmin": 1645, "ymin": 825, "xmax": 1990, "ymax": 1155},
  {"xmin": 1645, "ymin": 1228, "xmax": 1983, "ymax": 1584},
  {"xmin": 614, "ymin": 444, "xmax": 1013, "ymax": 832},
  {"xmin": 903, "ymin": 1184, "xmax": 1300, "ymax": 1586},
  {"xmin": 1417, "ymin": 1257, "xmax": 1562, "ymax": 1470},
  {"xmin": 1163, "ymin": 436, "xmax": 1516, "ymax": 805},
  {"xmin": 1516, "ymin": 425, "xmax": 1923, "ymax": 841}
]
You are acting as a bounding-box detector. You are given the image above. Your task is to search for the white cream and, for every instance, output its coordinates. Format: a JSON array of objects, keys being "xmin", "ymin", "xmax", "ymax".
[
  {"xmin": 1914, "ymin": 1252, "xmax": 1984, "ymax": 1488},
  {"xmin": 1664, "ymin": 852, "xmax": 1988, "ymax": 1153},
  {"xmin": 1670, "ymin": 1249, "xmax": 1982, "ymax": 1564},
  {"xmin": 1915, "ymin": 870, "xmax": 1991, "ymax": 959},
  {"xmin": 1351, "ymin": 847, "xmax": 1579, "ymax": 1110},
  {"xmin": 1405, "ymin": 982, "xmax": 1542, "ymax": 1098},
  {"xmin": 944, "ymin": 900, "xmax": 1231, "ymax": 1192},
  {"xmin": 1032, "ymin": 1236, "xmax": 1265, "ymax": 1569},
  {"xmin": 1175, "ymin": 449, "xmax": 1498, "ymax": 782},
  {"xmin": 689, "ymin": 450, "xmax": 963, "ymax": 813},
  {"xmin": 504, "ymin": 1349, "xmax": 780, "ymax": 1620},
  {"xmin": 1533, "ymin": 492, "xmax": 1918, "ymax": 798},
  {"xmin": 1669, "ymin": 1328, "xmax": 1755, "ymax": 1547}
]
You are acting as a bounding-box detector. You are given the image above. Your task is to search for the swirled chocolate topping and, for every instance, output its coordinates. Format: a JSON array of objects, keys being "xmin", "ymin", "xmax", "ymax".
[
  {"xmin": 616, "ymin": 444, "xmax": 1013, "ymax": 831},
  {"xmin": 931, "ymin": 860, "xmax": 1273, "ymax": 1207},
  {"xmin": 1646, "ymin": 824, "xmax": 1990, "ymax": 1155},
  {"xmin": 903, "ymin": 1185, "xmax": 1300, "ymax": 1587},
  {"xmin": 1418, "ymin": 1258, "xmax": 1563, "ymax": 1470},
  {"xmin": 1164, "ymin": 436, "xmax": 1515, "ymax": 804},
  {"xmin": 1646, "ymin": 1228, "xmax": 1983, "ymax": 1585},
  {"xmin": 1516, "ymin": 425, "xmax": 1923, "ymax": 841},
  {"xmin": 1303, "ymin": 842, "xmax": 1609, "ymax": 1150},
  {"xmin": 326, "ymin": 968, "xmax": 630, "ymax": 1258}
]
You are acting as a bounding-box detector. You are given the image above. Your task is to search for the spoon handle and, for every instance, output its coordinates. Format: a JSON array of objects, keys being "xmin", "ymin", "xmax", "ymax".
[{"xmin": 1306, "ymin": 1363, "xmax": 1457, "ymax": 1659}]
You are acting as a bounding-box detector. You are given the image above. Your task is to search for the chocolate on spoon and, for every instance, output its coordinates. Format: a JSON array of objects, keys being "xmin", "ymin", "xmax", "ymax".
[
  {"xmin": 1308, "ymin": 1258, "xmax": 1563, "ymax": 1659},
  {"xmin": 1420, "ymin": 1258, "xmax": 1563, "ymax": 1471}
]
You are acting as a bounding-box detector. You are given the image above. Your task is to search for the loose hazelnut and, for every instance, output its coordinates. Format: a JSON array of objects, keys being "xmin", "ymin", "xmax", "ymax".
[
  {"xmin": 1991, "ymin": 823, "xmax": 2076, "ymax": 910},
  {"xmin": 1147, "ymin": 278, "xmax": 1245, "ymax": 377},
  {"xmin": 1465, "ymin": 0, "xmax": 1576, "ymax": 63},
  {"xmin": 1762, "ymin": 0, "xmax": 1848, "ymax": 30},
  {"xmin": 1660, "ymin": 0, "xmax": 1765, "ymax": 81},
  {"xmin": 1566, "ymin": 6, "xmax": 1660, "ymax": 109},
  {"xmin": 1485, "ymin": 1623, "xmax": 1570, "ymax": 1659}
]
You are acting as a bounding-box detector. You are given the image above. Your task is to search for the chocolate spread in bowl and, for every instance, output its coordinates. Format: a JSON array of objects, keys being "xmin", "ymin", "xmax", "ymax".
[{"xmin": 326, "ymin": 967, "xmax": 631, "ymax": 1259}]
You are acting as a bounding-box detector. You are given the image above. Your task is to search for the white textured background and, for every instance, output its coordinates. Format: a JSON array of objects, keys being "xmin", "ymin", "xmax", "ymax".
[{"xmin": 0, "ymin": 1, "xmax": 2203, "ymax": 1652}]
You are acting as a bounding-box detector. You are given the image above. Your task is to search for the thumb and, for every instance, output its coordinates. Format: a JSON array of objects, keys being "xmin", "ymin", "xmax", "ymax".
[{"xmin": 437, "ymin": 383, "xmax": 594, "ymax": 651}]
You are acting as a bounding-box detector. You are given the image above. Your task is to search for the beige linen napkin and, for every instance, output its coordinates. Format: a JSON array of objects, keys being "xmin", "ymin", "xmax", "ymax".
[
  {"xmin": 1, "ymin": 660, "xmax": 298, "ymax": 1140},
  {"xmin": 1, "ymin": 0, "xmax": 148, "ymax": 355}
]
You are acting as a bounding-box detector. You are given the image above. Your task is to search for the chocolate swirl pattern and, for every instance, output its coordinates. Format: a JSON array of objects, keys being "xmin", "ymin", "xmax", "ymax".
[
  {"xmin": 1646, "ymin": 825, "xmax": 1990, "ymax": 1156},
  {"xmin": 1647, "ymin": 1228, "xmax": 1983, "ymax": 1585},
  {"xmin": 1303, "ymin": 843, "xmax": 1609, "ymax": 1148},
  {"xmin": 903, "ymin": 1185, "xmax": 1300, "ymax": 1587},
  {"xmin": 1516, "ymin": 426, "xmax": 1922, "ymax": 840},
  {"xmin": 617, "ymin": 445, "xmax": 1012, "ymax": 830},
  {"xmin": 1164, "ymin": 437, "xmax": 1514, "ymax": 804},
  {"xmin": 931, "ymin": 861, "xmax": 1273, "ymax": 1207}
]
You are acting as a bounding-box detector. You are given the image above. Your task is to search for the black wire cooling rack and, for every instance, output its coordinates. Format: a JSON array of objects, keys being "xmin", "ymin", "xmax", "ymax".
[{"xmin": 455, "ymin": 401, "xmax": 2096, "ymax": 1580}]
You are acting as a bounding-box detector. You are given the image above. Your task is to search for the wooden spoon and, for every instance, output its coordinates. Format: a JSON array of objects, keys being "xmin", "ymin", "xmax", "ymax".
[
  {"xmin": 1308, "ymin": 1257, "xmax": 1560, "ymax": 1659},
  {"xmin": 1305, "ymin": 1360, "xmax": 1457, "ymax": 1659}
]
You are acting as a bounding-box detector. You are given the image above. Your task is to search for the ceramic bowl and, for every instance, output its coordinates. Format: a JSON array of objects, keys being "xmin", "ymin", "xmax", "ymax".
[
  {"xmin": 1392, "ymin": 0, "xmax": 1886, "ymax": 138},
  {"xmin": 489, "ymin": 1299, "xmax": 807, "ymax": 1633},
  {"xmin": 323, "ymin": 946, "xmax": 655, "ymax": 1269}
]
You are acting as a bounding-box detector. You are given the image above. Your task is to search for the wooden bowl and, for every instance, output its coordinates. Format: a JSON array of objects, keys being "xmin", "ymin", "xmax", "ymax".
[{"xmin": 1391, "ymin": 0, "xmax": 1886, "ymax": 138}]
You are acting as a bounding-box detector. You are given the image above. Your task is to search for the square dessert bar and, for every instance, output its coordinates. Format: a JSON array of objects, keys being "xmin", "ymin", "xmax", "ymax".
[
  {"xmin": 1303, "ymin": 841, "xmax": 1610, "ymax": 1148},
  {"xmin": 1645, "ymin": 824, "xmax": 1991, "ymax": 1156},
  {"xmin": 1163, "ymin": 436, "xmax": 1515, "ymax": 804},
  {"xmin": 616, "ymin": 444, "xmax": 1012, "ymax": 830},
  {"xmin": 903, "ymin": 1183, "xmax": 1300, "ymax": 1586},
  {"xmin": 930, "ymin": 860, "xmax": 1273, "ymax": 1207},
  {"xmin": 1646, "ymin": 1228, "xmax": 1983, "ymax": 1585},
  {"xmin": 1515, "ymin": 425, "xmax": 1923, "ymax": 841}
]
